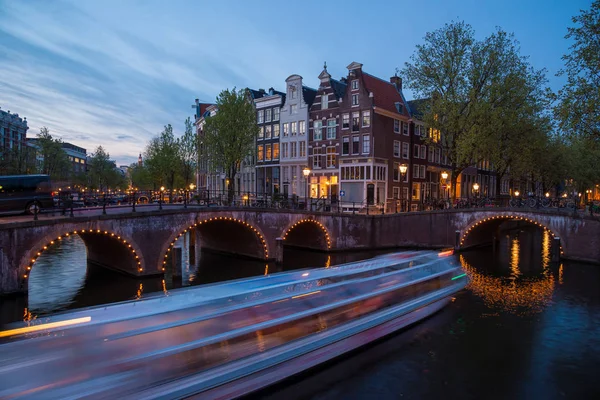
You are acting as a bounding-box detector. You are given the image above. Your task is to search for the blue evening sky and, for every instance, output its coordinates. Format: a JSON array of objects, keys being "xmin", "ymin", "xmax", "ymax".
[{"xmin": 0, "ymin": 0, "xmax": 591, "ymax": 165}]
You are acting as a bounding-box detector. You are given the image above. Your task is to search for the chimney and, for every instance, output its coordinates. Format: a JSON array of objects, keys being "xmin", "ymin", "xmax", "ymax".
[
  {"xmin": 268, "ymin": 87, "xmax": 274, "ymax": 95},
  {"xmin": 390, "ymin": 76, "xmax": 402, "ymax": 90},
  {"xmin": 340, "ymin": 77, "xmax": 347, "ymax": 83},
  {"xmin": 259, "ymin": 88, "xmax": 266, "ymax": 93}
]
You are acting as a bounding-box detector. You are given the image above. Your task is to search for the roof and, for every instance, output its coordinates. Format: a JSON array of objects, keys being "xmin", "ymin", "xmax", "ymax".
[
  {"xmin": 362, "ymin": 73, "xmax": 411, "ymax": 118},
  {"xmin": 302, "ymin": 85, "xmax": 318, "ymax": 107},
  {"xmin": 330, "ymin": 78, "xmax": 347, "ymax": 100},
  {"xmin": 406, "ymin": 99, "xmax": 429, "ymax": 120},
  {"xmin": 198, "ymin": 103, "xmax": 212, "ymax": 118}
]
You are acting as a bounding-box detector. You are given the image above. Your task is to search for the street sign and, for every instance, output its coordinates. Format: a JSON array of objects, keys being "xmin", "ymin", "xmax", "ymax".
[{"xmin": 340, "ymin": 190, "xmax": 346, "ymax": 197}]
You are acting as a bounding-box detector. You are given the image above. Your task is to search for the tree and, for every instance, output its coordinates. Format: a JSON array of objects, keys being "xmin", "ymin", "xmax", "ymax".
[
  {"xmin": 203, "ymin": 88, "xmax": 258, "ymax": 203},
  {"xmin": 555, "ymin": 0, "xmax": 600, "ymax": 139},
  {"xmin": 177, "ymin": 117, "xmax": 197, "ymax": 191},
  {"xmin": 128, "ymin": 162, "xmax": 153, "ymax": 190},
  {"xmin": 402, "ymin": 22, "xmax": 550, "ymax": 200},
  {"xmin": 87, "ymin": 146, "xmax": 124, "ymax": 191},
  {"xmin": 144, "ymin": 124, "xmax": 179, "ymax": 202},
  {"xmin": 36, "ymin": 127, "xmax": 71, "ymax": 181}
]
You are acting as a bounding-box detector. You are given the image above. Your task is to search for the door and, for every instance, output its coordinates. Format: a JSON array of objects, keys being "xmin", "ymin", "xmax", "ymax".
[
  {"xmin": 367, "ymin": 183, "xmax": 375, "ymax": 205},
  {"xmin": 330, "ymin": 184, "xmax": 338, "ymax": 204}
]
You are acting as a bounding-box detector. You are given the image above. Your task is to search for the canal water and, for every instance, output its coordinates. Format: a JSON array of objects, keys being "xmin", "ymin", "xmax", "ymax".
[{"xmin": 0, "ymin": 227, "xmax": 598, "ymax": 399}]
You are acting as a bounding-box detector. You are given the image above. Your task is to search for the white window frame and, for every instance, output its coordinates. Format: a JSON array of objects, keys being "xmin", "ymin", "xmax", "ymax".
[
  {"xmin": 352, "ymin": 94, "xmax": 359, "ymax": 106},
  {"xmin": 402, "ymin": 142, "xmax": 409, "ymax": 159},
  {"xmin": 394, "ymin": 119, "xmax": 400, "ymax": 133},
  {"xmin": 313, "ymin": 120, "xmax": 322, "ymax": 141},
  {"xmin": 351, "ymin": 80, "xmax": 359, "ymax": 90},
  {"xmin": 299, "ymin": 120, "xmax": 306, "ymax": 135},
  {"xmin": 322, "ymin": 94, "xmax": 328, "ymax": 110},
  {"xmin": 421, "ymin": 145, "xmax": 426, "ymax": 160},
  {"xmin": 362, "ymin": 110, "xmax": 370, "ymax": 127},
  {"xmin": 393, "ymin": 140, "xmax": 400, "ymax": 157},
  {"xmin": 326, "ymin": 119, "xmax": 336, "ymax": 139},
  {"xmin": 342, "ymin": 137, "xmax": 350, "ymax": 155},
  {"xmin": 342, "ymin": 113, "xmax": 350, "ymax": 129},
  {"xmin": 362, "ymin": 134, "xmax": 370, "ymax": 154}
]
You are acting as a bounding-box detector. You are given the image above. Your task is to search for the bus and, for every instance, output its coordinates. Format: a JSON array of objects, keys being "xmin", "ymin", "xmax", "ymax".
[{"xmin": 0, "ymin": 174, "xmax": 54, "ymax": 215}]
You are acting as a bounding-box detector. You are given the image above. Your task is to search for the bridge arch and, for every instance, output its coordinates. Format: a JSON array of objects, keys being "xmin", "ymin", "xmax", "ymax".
[
  {"xmin": 281, "ymin": 218, "xmax": 332, "ymax": 251},
  {"xmin": 160, "ymin": 216, "xmax": 270, "ymax": 271},
  {"xmin": 459, "ymin": 213, "xmax": 563, "ymax": 256},
  {"xmin": 22, "ymin": 227, "xmax": 145, "ymax": 288}
]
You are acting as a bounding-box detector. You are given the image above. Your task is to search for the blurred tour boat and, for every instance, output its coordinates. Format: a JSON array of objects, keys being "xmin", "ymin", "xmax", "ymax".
[{"xmin": 0, "ymin": 249, "xmax": 466, "ymax": 399}]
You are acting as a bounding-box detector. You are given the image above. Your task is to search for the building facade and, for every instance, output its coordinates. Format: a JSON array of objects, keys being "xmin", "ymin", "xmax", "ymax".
[
  {"xmin": 253, "ymin": 88, "xmax": 285, "ymax": 195},
  {"xmin": 0, "ymin": 107, "xmax": 28, "ymax": 153},
  {"xmin": 280, "ymin": 75, "xmax": 316, "ymax": 200}
]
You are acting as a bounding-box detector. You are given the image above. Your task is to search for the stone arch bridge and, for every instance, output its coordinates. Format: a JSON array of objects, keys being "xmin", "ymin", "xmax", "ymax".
[{"xmin": 0, "ymin": 207, "xmax": 598, "ymax": 294}]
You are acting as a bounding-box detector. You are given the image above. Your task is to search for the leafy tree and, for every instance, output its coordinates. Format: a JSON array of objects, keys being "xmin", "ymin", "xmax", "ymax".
[
  {"xmin": 177, "ymin": 117, "xmax": 198, "ymax": 192},
  {"xmin": 0, "ymin": 145, "xmax": 37, "ymax": 175},
  {"xmin": 402, "ymin": 22, "xmax": 551, "ymax": 200},
  {"xmin": 203, "ymin": 88, "xmax": 258, "ymax": 203},
  {"xmin": 36, "ymin": 127, "xmax": 71, "ymax": 180},
  {"xmin": 87, "ymin": 146, "xmax": 124, "ymax": 191},
  {"xmin": 128, "ymin": 162, "xmax": 153, "ymax": 190},
  {"xmin": 555, "ymin": 0, "xmax": 600, "ymax": 139},
  {"xmin": 144, "ymin": 124, "xmax": 179, "ymax": 202}
]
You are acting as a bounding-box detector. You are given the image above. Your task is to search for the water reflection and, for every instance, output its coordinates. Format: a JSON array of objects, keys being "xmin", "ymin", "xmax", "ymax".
[{"xmin": 460, "ymin": 227, "xmax": 556, "ymax": 315}]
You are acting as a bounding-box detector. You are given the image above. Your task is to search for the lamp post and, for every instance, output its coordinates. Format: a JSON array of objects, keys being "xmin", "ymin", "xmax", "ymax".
[
  {"xmin": 159, "ymin": 186, "xmax": 165, "ymax": 210},
  {"xmin": 302, "ymin": 167, "xmax": 311, "ymax": 211},
  {"xmin": 399, "ymin": 164, "xmax": 408, "ymax": 211},
  {"xmin": 473, "ymin": 182, "xmax": 480, "ymax": 205},
  {"xmin": 441, "ymin": 171, "xmax": 449, "ymax": 200}
]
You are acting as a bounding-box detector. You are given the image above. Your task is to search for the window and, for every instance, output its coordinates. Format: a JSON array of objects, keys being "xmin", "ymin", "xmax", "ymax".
[
  {"xmin": 428, "ymin": 147, "xmax": 434, "ymax": 162},
  {"xmin": 435, "ymin": 148, "xmax": 441, "ymax": 164},
  {"xmin": 352, "ymin": 136, "xmax": 360, "ymax": 154},
  {"xmin": 290, "ymin": 86, "xmax": 296, "ymax": 99},
  {"xmin": 362, "ymin": 111, "xmax": 370, "ymax": 127},
  {"xmin": 402, "ymin": 142, "xmax": 409, "ymax": 159},
  {"xmin": 273, "ymin": 143, "xmax": 279, "ymax": 160},
  {"xmin": 395, "ymin": 102, "xmax": 403, "ymax": 113},
  {"xmin": 282, "ymin": 143, "xmax": 288, "ymax": 158},
  {"xmin": 342, "ymin": 137, "xmax": 349, "ymax": 155},
  {"xmin": 326, "ymin": 146, "xmax": 336, "ymax": 168},
  {"xmin": 283, "ymin": 123, "xmax": 289, "ymax": 137},
  {"xmin": 265, "ymin": 108, "xmax": 272, "ymax": 122},
  {"xmin": 291, "ymin": 142, "xmax": 297, "ymax": 158},
  {"xmin": 258, "ymin": 126, "xmax": 264, "ymax": 140},
  {"xmin": 352, "ymin": 112, "xmax": 360, "ymax": 131},
  {"xmin": 266, "ymin": 144, "xmax": 272, "ymax": 161},
  {"xmin": 420, "ymin": 145, "xmax": 426, "ymax": 160},
  {"xmin": 393, "ymin": 162, "xmax": 400, "ymax": 182},
  {"xmin": 352, "ymin": 94, "xmax": 359, "ymax": 106},
  {"xmin": 291, "ymin": 122, "xmax": 297, "ymax": 136},
  {"xmin": 402, "ymin": 187, "xmax": 408, "ymax": 199},
  {"xmin": 273, "ymin": 124, "xmax": 280, "ymax": 137},
  {"xmin": 413, "ymin": 164, "xmax": 419, "ymax": 178},
  {"xmin": 342, "ymin": 113, "xmax": 349, "ymax": 129},
  {"xmin": 393, "ymin": 140, "xmax": 400, "ymax": 157},
  {"xmin": 322, "ymin": 94, "xmax": 328, "ymax": 110},
  {"xmin": 299, "ymin": 120, "xmax": 305, "ymax": 135},
  {"xmin": 300, "ymin": 141, "xmax": 306, "ymax": 157},
  {"xmin": 414, "ymin": 144, "xmax": 420, "ymax": 159},
  {"xmin": 258, "ymin": 145, "xmax": 264, "ymax": 161},
  {"xmin": 265, "ymin": 125, "xmax": 272, "ymax": 139},
  {"xmin": 313, "ymin": 147, "xmax": 322, "ymax": 168},
  {"xmin": 257, "ymin": 110, "xmax": 264, "ymax": 123},
  {"xmin": 443, "ymin": 150, "xmax": 448, "ymax": 165},
  {"xmin": 313, "ymin": 120, "xmax": 322, "ymax": 140},
  {"xmin": 273, "ymin": 107, "xmax": 280, "ymax": 121},
  {"xmin": 351, "ymin": 80, "xmax": 359, "ymax": 90},
  {"xmin": 362, "ymin": 135, "xmax": 370, "ymax": 154},
  {"xmin": 403, "ymin": 121, "xmax": 409, "ymax": 135},
  {"xmin": 282, "ymin": 166, "xmax": 289, "ymax": 182},
  {"xmin": 412, "ymin": 182, "xmax": 421, "ymax": 200},
  {"xmin": 393, "ymin": 187, "xmax": 400, "ymax": 199},
  {"xmin": 394, "ymin": 119, "xmax": 400, "ymax": 133},
  {"xmin": 290, "ymin": 104, "xmax": 297, "ymax": 114},
  {"xmin": 420, "ymin": 165, "xmax": 426, "ymax": 179},
  {"xmin": 326, "ymin": 119, "xmax": 336, "ymax": 139}
]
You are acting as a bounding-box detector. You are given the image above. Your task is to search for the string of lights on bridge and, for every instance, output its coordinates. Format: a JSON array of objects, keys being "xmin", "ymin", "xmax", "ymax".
[
  {"xmin": 25, "ymin": 229, "xmax": 142, "ymax": 282},
  {"xmin": 459, "ymin": 215, "xmax": 564, "ymax": 256},
  {"xmin": 164, "ymin": 217, "xmax": 270, "ymax": 270},
  {"xmin": 282, "ymin": 219, "xmax": 331, "ymax": 250}
]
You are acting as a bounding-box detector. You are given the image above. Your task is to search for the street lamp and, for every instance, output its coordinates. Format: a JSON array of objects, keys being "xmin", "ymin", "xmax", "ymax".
[
  {"xmin": 399, "ymin": 164, "xmax": 408, "ymax": 211},
  {"xmin": 545, "ymin": 192, "xmax": 550, "ymax": 198},
  {"xmin": 473, "ymin": 182, "xmax": 480, "ymax": 200},
  {"xmin": 441, "ymin": 171, "xmax": 449, "ymax": 199},
  {"xmin": 302, "ymin": 167, "xmax": 311, "ymax": 210},
  {"xmin": 515, "ymin": 190, "xmax": 520, "ymax": 197},
  {"xmin": 159, "ymin": 186, "xmax": 165, "ymax": 210}
]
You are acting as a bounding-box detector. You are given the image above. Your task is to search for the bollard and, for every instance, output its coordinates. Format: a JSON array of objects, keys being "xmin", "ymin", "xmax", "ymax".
[
  {"xmin": 132, "ymin": 192, "xmax": 136, "ymax": 212},
  {"xmin": 61, "ymin": 197, "xmax": 66, "ymax": 216},
  {"xmin": 33, "ymin": 196, "xmax": 38, "ymax": 221},
  {"xmin": 70, "ymin": 196, "xmax": 74, "ymax": 218}
]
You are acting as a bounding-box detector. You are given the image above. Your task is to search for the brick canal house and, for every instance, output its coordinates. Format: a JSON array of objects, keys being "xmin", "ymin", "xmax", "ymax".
[{"xmin": 279, "ymin": 75, "xmax": 317, "ymax": 201}]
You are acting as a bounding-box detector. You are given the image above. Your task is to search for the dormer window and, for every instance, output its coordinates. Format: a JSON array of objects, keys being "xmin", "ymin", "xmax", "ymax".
[
  {"xmin": 289, "ymin": 85, "xmax": 296, "ymax": 99},
  {"xmin": 351, "ymin": 80, "xmax": 359, "ymax": 90},
  {"xmin": 395, "ymin": 102, "xmax": 403, "ymax": 113}
]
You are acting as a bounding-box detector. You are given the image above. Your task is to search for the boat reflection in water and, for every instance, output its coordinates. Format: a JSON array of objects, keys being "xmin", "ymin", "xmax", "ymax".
[{"xmin": 0, "ymin": 250, "xmax": 466, "ymax": 399}]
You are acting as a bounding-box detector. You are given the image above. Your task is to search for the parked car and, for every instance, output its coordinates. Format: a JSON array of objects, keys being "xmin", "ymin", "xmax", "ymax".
[{"xmin": 0, "ymin": 174, "xmax": 54, "ymax": 215}]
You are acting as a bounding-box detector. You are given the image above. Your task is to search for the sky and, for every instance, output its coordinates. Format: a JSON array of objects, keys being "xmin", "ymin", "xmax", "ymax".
[{"xmin": 0, "ymin": 0, "xmax": 592, "ymax": 166}]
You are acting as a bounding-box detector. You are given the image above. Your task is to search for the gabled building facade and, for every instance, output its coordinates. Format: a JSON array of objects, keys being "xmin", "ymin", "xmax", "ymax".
[
  {"xmin": 280, "ymin": 75, "xmax": 316, "ymax": 200},
  {"xmin": 308, "ymin": 63, "xmax": 346, "ymax": 203}
]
